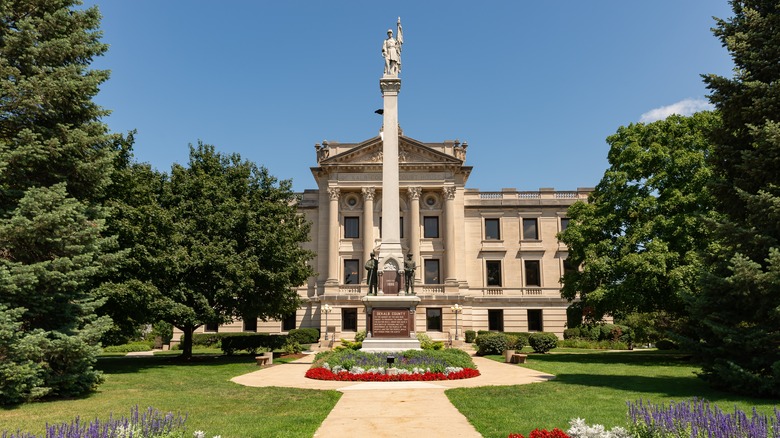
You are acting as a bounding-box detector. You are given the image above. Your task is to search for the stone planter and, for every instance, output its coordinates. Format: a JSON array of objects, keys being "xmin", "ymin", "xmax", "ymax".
[{"xmin": 504, "ymin": 349, "xmax": 516, "ymax": 363}]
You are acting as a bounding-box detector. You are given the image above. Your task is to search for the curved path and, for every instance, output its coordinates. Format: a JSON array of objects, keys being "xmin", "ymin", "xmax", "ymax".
[{"xmin": 231, "ymin": 349, "xmax": 554, "ymax": 437}]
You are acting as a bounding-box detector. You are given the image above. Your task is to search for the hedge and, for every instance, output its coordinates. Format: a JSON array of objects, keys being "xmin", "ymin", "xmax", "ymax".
[{"xmin": 220, "ymin": 333, "xmax": 288, "ymax": 355}]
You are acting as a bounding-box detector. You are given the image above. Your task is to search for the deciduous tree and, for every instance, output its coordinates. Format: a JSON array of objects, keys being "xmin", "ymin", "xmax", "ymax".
[
  {"xmin": 559, "ymin": 112, "xmax": 719, "ymax": 321},
  {"xmin": 110, "ymin": 143, "xmax": 314, "ymax": 359}
]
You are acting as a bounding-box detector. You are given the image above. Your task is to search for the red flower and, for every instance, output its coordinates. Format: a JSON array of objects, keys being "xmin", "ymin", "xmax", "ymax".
[{"xmin": 305, "ymin": 367, "xmax": 480, "ymax": 382}]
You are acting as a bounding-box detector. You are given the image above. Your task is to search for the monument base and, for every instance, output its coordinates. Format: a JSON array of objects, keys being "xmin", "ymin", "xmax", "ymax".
[
  {"xmin": 361, "ymin": 295, "xmax": 421, "ymax": 353},
  {"xmin": 361, "ymin": 338, "xmax": 421, "ymax": 353}
]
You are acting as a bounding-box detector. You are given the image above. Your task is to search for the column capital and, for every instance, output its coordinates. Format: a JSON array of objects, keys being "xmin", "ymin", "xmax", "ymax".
[
  {"xmin": 361, "ymin": 187, "xmax": 376, "ymax": 201},
  {"xmin": 407, "ymin": 186, "xmax": 422, "ymax": 200},
  {"xmin": 379, "ymin": 77, "xmax": 402, "ymax": 94},
  {"xmin": 327, "ymin": 187, "xmax": 340, "ymax": 201},
  {"xmin": 442, "ymin": 186, "xmax": 456, "ymax": 200}
]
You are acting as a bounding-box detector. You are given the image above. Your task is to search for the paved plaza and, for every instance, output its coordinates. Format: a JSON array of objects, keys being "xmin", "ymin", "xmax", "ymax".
[{"xmin": 231, "ymin": 347, "xmax": 554, "ymax": 437}]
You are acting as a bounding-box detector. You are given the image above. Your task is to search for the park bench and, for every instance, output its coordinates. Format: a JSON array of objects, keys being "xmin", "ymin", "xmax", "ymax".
[
  {"xmin": 255, "ymin": 352, "xmax": 273, "ymax": 366},
  {"xmin": 509, "ymin": 353, "xmax": 527, "ymax": 364}
]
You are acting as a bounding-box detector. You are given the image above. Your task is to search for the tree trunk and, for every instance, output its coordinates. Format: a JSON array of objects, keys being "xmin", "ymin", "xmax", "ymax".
[{"xmin": 181, "ymin": 326, "xmax": 195, "ymax": 360}]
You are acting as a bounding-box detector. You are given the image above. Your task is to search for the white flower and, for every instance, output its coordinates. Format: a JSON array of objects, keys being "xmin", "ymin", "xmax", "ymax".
[
  {"xmin": 194, "ymin": 431, "xmax": 206, "ymax": 438},
  {"xmin": 567, "ymin": 418, "xmax": 634, "ymax": 438}
]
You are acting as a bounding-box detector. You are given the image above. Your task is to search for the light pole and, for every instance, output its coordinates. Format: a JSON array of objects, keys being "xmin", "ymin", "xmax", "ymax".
[
  {"xmin": 322, "ymin": 304, "xmax": 333, "ymax": 341},
  {"xmin": 451, "ymin": 303, "xmax": 462, "ymax": 340}
]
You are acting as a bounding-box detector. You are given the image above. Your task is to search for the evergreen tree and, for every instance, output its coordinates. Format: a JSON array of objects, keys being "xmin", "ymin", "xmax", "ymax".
[
  {"xmin": 691, "ymin": 0, "xmax": 780, "ymax": 396},
  {"xmin": 0, "ymin": 1, "xmax": 123, "ymax": 402}
]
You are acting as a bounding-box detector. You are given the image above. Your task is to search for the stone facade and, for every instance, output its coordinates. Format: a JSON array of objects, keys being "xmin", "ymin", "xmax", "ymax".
[{"xmin": 183, "ymin": 134, "xmax": 592, "ymax": 343}]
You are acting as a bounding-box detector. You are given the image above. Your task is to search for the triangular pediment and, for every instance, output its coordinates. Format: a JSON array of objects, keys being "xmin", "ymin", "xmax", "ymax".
[{"xmin": 320, "ymin": 136, "xmax": 464, "ymax": 166}]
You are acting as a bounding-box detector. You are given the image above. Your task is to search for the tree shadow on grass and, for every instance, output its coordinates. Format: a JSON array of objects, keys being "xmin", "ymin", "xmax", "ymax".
[
  {"xmin": 96, "ymin": 354, "xmax": 254, "ymax": 375},
  {"xmin": 549, "ymin": 372, "xmax": 778, "ymax": 406},
  {"xmin": 532, "ymin": 351, "xmax": 694, "ymax": 368}
]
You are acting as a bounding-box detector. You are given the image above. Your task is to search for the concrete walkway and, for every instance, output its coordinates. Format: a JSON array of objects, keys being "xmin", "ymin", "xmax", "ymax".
[{"xmin": 231, "ymin": 349, "xmax": 554, "ymax": 437}]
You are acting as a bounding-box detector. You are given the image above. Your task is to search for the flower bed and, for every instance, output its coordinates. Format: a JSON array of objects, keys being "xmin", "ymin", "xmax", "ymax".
[
  {"xmin": 306, "ymin": 348, "xmax": 480, "ymax": 381},
  {"xmin": 305, "ymin": 366, "xmax": 479, "ymax": 382}
]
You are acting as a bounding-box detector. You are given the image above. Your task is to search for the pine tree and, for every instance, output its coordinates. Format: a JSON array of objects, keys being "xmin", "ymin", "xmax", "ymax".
[
  {"xmin": 691, "ymin": 0, "xmax": 780, "ymax": 397},
  {"xmin": 0, "ymin": 1, "xmax": 123, "ymax": 402}
]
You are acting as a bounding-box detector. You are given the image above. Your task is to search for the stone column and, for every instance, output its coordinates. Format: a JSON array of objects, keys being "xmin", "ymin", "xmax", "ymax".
[
  {"xmin": 408, "ymin": 187, "xmax": 421, "ymax": 283},
  {"xmin": 326, "ymin": 187, "xmax": 340, "ymax": 285},
  {"xmin": 378, "ymin": 77, "xmax": 404, "ymax": 268},
  {"xmin": 443, "ymin": 186, "xmax": 457, "ymax": 284},
  {"xmin": 361, "ymin": 187, "xmax": 376, "ymax": 282}
]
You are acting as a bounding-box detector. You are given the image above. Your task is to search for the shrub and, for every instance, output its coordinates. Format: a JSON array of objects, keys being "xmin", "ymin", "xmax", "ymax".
[
  {"xmin": 336, "ymin": 339, "xmax": 362, "ymax": 350},
  {"xmin": 464, "ymin": 330, "xmax": 476, "ymax": 343},
  {"xmin": 354, "ymin": 330, "xmax": 367, "ymax": 343},
  {"xmin": 288, "ymin": 328, "xmax": 320, "ymax": 345},
  {"xmin": 282, "ymin": 339, "xmax": 302, "ymax": 355},
  {"xmin": 563, "ymin": 328, "xmax": 581, "ymax": 340},
  {"xmin": 417, "ymin": 333, "xmax": 445, "ymax": 350},
  {"xmin": 102, "ymin": 342, "xmax": 153, "ymax": 353},
  {"xmin": 528, "ymin": 332, "xmax": 558, "ymax": 353},
  {"xmin": 475, "ymin": 332, "xmax": 510, "ymax": 356},
  {"xmin": 655, "ymin": 339, "xmax": 678, "ymax": 350}
]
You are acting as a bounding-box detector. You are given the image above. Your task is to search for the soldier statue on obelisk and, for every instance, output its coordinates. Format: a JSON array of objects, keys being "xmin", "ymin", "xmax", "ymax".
[
  {"xmin": 361, "ymin": 18, "xmax": 421, "ymax": 351},
  {"xmin": 377, "ymin": 17, "xmax": 404, "ymax": 294}
]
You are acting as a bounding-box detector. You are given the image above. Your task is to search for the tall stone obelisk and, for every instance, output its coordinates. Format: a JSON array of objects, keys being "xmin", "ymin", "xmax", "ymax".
[
  {"xmin": 361, "ymin": 18, "xmax": 420, "ymax": 352},
  {"xmin": 377, "ymin": 17, "xmax": 404, "ymax": 294}
]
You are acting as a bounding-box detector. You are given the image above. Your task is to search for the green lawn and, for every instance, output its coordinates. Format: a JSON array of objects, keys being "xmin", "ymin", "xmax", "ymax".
[
  {"xmin": 446, "ymin": 350, "xmax": 779, "ymax": 438},
  {"xmin": 0, "ymin": 354, "xmax": 340, "ymax": 437}
]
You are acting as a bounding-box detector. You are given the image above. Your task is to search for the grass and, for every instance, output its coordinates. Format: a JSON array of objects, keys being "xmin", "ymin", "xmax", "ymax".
[
  {"xmin": 0, "ymin": 354, "xmax": 340, "ymax": 437},
  {"xmin": 446, "ymin": 350, "xmax": 779, "ymax": 438}
]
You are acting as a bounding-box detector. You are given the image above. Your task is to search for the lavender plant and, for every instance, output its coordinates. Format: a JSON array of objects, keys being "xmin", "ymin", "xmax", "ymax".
[
  {"xmin": 627, "ymin": 398, "xmax": 780, "ymax": 438},
  {"xmin": 1, "ymin": 406, "xmax": 190, "ymax": 438}
]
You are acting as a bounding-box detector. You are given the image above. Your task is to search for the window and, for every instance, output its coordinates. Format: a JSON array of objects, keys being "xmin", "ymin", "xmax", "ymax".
[
  {"xmin": 560, "ymin": 217, "xmax": 570, "ymax": 232},
  {"xmin": 488, "ymin": 309, "xmax": 504, "ymax": 332},
  {"xmin": 379, "ymin": 217, "xmax": 404, "ymax": 238},
  {"xmin": 486, "ymin": 261, "xmax": 502, "ymax": 287},
  {"xmin": 344, "ymin": 216, "xmax": 359, "ymax": 238},
  {"xmin": 243, "ymin": 317, "xmax": 257, "ymax": 332},
  {"xmin": 525, "ymin": 260, "xmax": 541, "ymax": 287},
  {"xmin": 423, "ymin": 216, "xmax": 439, "ymax": 238},
  {"xmin": 204, "ymin": 322, "xmax": 218, "ymax": 332},
  {"xmin": 485, "ymin": 218, "xmax": 500, "ymax": 240},
  {"xmin": 426, "ymin": 308, "xmax": 442, "ymax": 331},
  {"xmin": 528, "ymin": 309, "xmax": 543, "ymax": 331},
  {"xmin": 342, "ymin": 308, "xmax": 357, "ymax": 331},
  {"xmin": 523, "ymin": 218, "xmax": 538, "ymax": 240},
  {"xmin": 424, "ymin": 259, "xmax": 440, "ymax": 284},
  {"xmin": 344, "ymin": 259, "xmax": 359, "ymax": 284},
  {"xmin": 282, "ymin": 313, "xmax": 296, "ymax": 331}
]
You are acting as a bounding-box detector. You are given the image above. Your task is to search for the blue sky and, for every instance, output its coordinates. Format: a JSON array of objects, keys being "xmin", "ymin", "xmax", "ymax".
[{"xmin": 83, "ymin": 1, "xmax": 734, "ymax": 192}]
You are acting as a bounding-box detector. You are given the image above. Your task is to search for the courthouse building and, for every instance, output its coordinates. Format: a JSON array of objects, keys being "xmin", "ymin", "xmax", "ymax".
[
  {"xmin": 194, "ymin": 133, "xmax": 591, "ymax": 341},
  {"xmin": 182, "ymin": 21, "xmax": 592, "ymax": 344}
]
